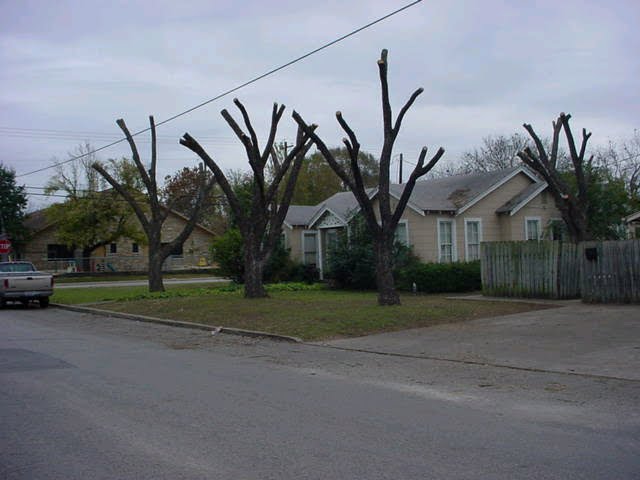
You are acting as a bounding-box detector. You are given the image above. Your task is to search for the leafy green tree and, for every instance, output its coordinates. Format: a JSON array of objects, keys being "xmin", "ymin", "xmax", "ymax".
[
  {"xmin": 46, "ymin": 146, "xmax": 145, "ymax": 270},
  {"xmin": 562, "ymin": 166, "xmax": 631, "ymax": 240},
  {"xmin": 0, "ymin": 163, "xmax": 28, "ymax": 256},
  {"xmin": 162, "ymin": 166, "xmax": 226, "ymax": 234}
]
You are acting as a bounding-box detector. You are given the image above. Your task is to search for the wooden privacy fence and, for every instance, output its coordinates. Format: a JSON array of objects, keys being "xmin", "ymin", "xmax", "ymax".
[
  {"xmin": 482, "ymin": 239, "xmax": 640, "ymax": 303},
  {"xmin": 581, "ymin": 239, "xmax": 640, "ymax": 303},
  {"xmin": 481, "ymin": 241, "xmax": 580, "ymax": 299}
]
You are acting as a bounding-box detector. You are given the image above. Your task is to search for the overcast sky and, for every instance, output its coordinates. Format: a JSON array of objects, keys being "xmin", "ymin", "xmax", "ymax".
[{"xmin": 1, "ymin": 0, "xmax": 638, "ymax": 210}]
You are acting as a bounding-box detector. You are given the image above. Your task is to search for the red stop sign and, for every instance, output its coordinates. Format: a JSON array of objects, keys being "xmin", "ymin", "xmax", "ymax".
[{"xmin": 0, "ymin": 239, "xmax": 12, "ymax": 254}]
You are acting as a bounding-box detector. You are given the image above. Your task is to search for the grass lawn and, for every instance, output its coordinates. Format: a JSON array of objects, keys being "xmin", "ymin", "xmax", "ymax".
[{"xmin": 52, "ymin": 283, "xmax": 552, "ymax": 341}]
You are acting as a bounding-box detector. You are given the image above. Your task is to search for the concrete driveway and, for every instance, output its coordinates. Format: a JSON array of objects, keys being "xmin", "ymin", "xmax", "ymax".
[{"xmin": 324, "ymin": 300, "xmax": 640, "ymax": 381}]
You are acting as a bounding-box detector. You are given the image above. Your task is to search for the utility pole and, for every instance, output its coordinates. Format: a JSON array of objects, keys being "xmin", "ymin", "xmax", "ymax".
[{"xmin": 398, "ymin": 153, "xmax": 403, "ymax": 184}]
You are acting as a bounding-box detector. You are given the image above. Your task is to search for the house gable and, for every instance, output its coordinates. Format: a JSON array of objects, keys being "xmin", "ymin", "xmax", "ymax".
[
  {"xmin": 309, "ymin": 209, "xmax": 347, "ymax": 229},
  {"xmin": 456, "ymin": 166, "xmax": 540, "ymax": 215}
]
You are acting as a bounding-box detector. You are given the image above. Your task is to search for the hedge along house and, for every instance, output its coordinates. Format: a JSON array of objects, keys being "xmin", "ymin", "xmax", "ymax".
[
  {"xmin": 283, "ymin": 166, "xmax": 564, "ymax": 278},
  {"xmin": 22, "ymin": 207, "xmax": 216, "ymax": 273}
]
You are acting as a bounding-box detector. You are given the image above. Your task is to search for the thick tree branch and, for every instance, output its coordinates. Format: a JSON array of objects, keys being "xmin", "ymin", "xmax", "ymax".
[
  {"xmin": 391, "ymin": 146, "xmax": 444, "ymax": 227},
  {"xmin": 92, "ymin": 162, "xmax": 150, "ymax": 234},
  {"xmin": 233, "ymin": 98, "xmax": 261, "ymax": 164},
  {"xmin": 179, "ymin": 133, "xmax": 244, "ymax": 224},
  {"xmin": 261, "ymin": 103, "xmax": 286, "ymax": 166},
  {"xmin": 116, "ymin": 118, "xmax": 152, "ymax": 190},
  {"xmin": 393, "ymin": 87, "xmax": 423, "ymax": 138}
]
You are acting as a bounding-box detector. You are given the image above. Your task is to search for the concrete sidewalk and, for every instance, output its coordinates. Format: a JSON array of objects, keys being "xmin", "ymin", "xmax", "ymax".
[{"xmin": 324, "ymin": 302, "xmax": 640, "ymax": 381}]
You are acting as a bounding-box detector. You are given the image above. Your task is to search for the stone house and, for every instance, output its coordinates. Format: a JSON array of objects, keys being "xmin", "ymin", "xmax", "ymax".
[
  {"xmin": 283, "ymin": 166, "xmax": 564, "ymax": 278},
  {"xmin": 22, "ymin": 207, "xmax": 215, "ymax": 273}
]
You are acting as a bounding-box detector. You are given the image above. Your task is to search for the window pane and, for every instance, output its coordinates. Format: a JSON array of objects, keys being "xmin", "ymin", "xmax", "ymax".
[
  {"xmin": 303, "ymin": 233, "xmax": 317, "ymax": 265},
  {"xmin": 527, "ymin": 220, "xmax": 540, "ymax": 240},
  {"xmin": 439, "ymin": 221, "xmax": 452, "ymax": 244},
  {"xmin": 395, "ymin": 223, "xmax": 408, "ymax": 246},
  {"xmin": 467, "ymin": 222, "xmax": 479, "ymax": 244},
  {"xmin": 439, "ymin": 220, "xmax": 453, "ymax": 262}
]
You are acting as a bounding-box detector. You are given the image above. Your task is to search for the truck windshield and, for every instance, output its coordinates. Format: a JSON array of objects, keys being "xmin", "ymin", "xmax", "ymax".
[{"xmin": 0, "ymin": 263, "xmax": 36, "ymax": 273}]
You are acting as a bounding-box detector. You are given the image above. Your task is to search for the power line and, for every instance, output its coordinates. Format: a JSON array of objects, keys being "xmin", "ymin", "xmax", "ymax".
[{"xmin": 15, "ymin": 0, "xmax": 423, "ymax": 179}]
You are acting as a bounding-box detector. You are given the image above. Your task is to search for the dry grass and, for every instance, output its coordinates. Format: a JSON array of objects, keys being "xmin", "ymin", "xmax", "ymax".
[{"xmin": 56, "ymin": 284, "xmax": 552, "ymax": 341}]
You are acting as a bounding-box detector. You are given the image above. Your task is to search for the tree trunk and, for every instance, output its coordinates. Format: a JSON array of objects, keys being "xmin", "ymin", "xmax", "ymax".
[
  {"xmin": 243, "ymin": 246, "xmax": 268, "ymax": 298},
  {"xmin": 375, "ymin": 238, "xmax": 400, "ymax": 306},
  {"xmin": 148, "ymin": 248, "xmax": 165, "ymax": 292}
]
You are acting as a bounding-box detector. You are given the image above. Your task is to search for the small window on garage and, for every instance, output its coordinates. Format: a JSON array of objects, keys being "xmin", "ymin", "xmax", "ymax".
[
  {"xmin": 132, "ymin": 243, "xmax": 139, "ymax": 254},
  {"xmin": 109, "ymin": 243, "xmax": 117, "ymax": 254}
]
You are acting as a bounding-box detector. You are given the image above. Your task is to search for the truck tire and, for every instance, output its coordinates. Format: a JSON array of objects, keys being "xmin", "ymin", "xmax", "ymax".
[
  {"xmin": 39, "ymin": 297, "xmax": 50, "ymax": 308},
  {"xmin": 0, "ymin": 299, "xmax": 6, "ymax": 309}
]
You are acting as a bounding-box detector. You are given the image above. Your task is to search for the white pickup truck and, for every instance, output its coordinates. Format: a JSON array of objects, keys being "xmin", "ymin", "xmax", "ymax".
[{"xmin": 0, "ymin": 261, "xmax": 54, "ymax": 308}]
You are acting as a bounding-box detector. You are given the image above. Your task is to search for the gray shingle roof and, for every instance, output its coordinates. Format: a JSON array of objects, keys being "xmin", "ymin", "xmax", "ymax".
[
  {"xmin": 390, "ymin": 167, "xmax": 523, "ymax": 212},
  {"xmin": 23, "ymin": 209, "xmax": 52, "ymax": 233},
  {"xmin": 285, "ymin": 205, "xmax": 320, "ymax": 226},
  {"xmin": 285, "ymin": 167, "xmax": 543, "ymax": 227}
]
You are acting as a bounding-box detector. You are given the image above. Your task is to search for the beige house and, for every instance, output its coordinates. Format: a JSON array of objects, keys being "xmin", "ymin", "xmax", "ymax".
[
  {"xmin": 283, "ymin": 166, "xmax": 563, "ymax": 278},
  {"xmin": 22, "ymin": 208, "xmax": 215, "ymax": 272}
]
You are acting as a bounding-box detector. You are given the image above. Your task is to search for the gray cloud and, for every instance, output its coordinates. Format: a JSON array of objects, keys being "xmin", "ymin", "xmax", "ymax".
[{"xmin": 1, "ymin": 0, "xmax": 638, "ymax": 208}]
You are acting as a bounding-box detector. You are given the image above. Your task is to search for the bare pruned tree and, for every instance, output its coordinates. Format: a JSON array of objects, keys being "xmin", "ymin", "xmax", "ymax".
[
  {"xmin": 180, "ymin": 99, "xmax": 315, "ymax": 298},
  {"xmin": 93, "ymin": 116, "xmax": 216, "ymax": 292},
  {"xmin": 595, "ymin": 130, "xmax": 640, "ymax": 205},
  {"xmin": 293, "ymin": 49, "xmax": 445, "ymax": 306},
  {"xmin": 517, "ymin": 112, "xmax": 593, "ymax": 242}
]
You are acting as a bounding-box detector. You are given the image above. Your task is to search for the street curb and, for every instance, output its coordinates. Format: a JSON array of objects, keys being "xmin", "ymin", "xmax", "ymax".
[{"xmin": 52, "ymin": 303, "xmax": 302, "ymax": 343}]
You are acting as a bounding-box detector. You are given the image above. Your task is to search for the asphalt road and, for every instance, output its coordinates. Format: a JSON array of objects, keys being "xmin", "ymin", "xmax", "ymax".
[{"xmin": 1, "ymin": 307, "xmax": 639, "ymax": 479}]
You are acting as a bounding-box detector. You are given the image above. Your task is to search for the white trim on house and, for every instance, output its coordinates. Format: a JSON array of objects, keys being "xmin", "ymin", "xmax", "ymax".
[
  {"xmin": 457, "ymin": 166, "xmax": 539, "ymax": 215},
  {"xmin": 524, "ymin": 216, "xmax": 542, "ymax": 240},
  {"xmin": 464, "ymin": 218, "xmax": 482, "ymax": 261},
  {"xmin": 624, "ymin": 211, "xmax": 640, "ymax": 223},
  {"xmin": 509, "ymin": 183, "xmax": 549, "ymax": 216},
  {"xmin": 308, "ymin": 206, "xmax": 347, "ymax": 230},
  {"xmin": 437, "ymin": 217, "xmax": 457, "ymax": 262}
]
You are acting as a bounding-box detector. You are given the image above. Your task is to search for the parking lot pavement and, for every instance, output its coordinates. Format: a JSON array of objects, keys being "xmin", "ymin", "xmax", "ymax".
[{"xmin": 323, "ymin": 302, "xmax": 640, "ymax": 381}]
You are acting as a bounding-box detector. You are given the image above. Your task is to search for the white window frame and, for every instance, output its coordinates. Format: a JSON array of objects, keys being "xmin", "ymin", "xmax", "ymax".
[
  {"xmin": 301, "ymin": 230, "xmax": 320, "ymax": 266},
  {"xmin": 525, "ymin": 216, "xmax": 542, "ymax": 241},
  {"xmin": 394, "ymin": 219, "xmax": 410, "ymax": 247},
  {"xmin": 464, "ymin": 218, "xmax": 482, "ymax": 261},
  {"xmin": 437, "ymin": 218, "xmax": 457, "ymax": 263}
]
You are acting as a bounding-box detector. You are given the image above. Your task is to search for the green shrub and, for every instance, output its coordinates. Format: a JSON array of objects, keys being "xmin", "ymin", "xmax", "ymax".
[
  {"xmin": 326, "ymin": 217, "xmax": 420, "ymax": 290},
  {"xmin": 210, "ymin": 228, "xmax": 244, "ymax": 283},
  {"xmin": 210, "ymin": 228, "xmax": 317, "ymax": 284},
  {"xmin": 396, "ymin": 261, "xmax": 481, "ymax": 293}
]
